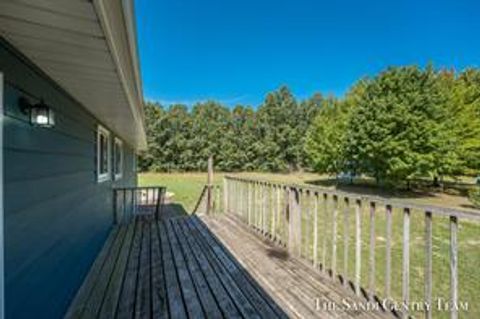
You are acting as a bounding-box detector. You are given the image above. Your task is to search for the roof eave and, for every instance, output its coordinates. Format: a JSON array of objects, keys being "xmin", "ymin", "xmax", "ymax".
[{"xmin": 94, "ymin": 0, "xmax": 147, "ymax": 151}]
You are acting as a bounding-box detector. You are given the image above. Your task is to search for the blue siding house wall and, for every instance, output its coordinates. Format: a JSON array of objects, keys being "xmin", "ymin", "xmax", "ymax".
[{"xmin": 1, "ymin": 40, "xmax": 138, "ymax": 319}]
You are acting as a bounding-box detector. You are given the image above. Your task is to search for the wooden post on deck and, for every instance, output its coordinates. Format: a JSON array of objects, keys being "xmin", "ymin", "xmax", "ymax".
[
  {"xmin": 288, "ymin": 187, "xmax": 302, "ymax": 257},
  {"xmin": 206, "ymin": 156, "xmax": 213, "ymax": 215},
  {"xmin": 223, "ymin": 177, "xmax": 228, "ymax": 214}
]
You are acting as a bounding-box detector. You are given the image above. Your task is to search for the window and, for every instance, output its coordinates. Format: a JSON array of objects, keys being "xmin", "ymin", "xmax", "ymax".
[
  {"xmin": 97, "ymin": 125, "xmax": 111, "ymax": 182},
  {"xmin": 114, "ymin": 137, "xmax": 123, "ymax": 180}
]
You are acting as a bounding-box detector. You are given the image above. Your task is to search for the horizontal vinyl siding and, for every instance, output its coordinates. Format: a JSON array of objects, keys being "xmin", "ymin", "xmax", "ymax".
[{"xmin": 1, "ymin": 40, "xmax": 137, "ymax": 319}]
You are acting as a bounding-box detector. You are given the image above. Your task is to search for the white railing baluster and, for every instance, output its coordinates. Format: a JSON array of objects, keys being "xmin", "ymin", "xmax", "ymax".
[
  {"xmin": 355, "ymin": 199, "xmax": 361, "ymax": 296},
  {"xmin": 313, "ymin": 192, "xmax": 319, "ymax": 268},
  {"xmin": 425, "ymin": 211, "xmax": 432, "ymax": 319},
  {"xmin": 322, "ymin": 193, "xmax": 328, "ymax": 274},
  {"xmin": 402, "ymin": 208, "xmax": 410, "ymax": 319},
  {"xmin": 369, "ymin": 202, "xmax": 376, "ymax": 300},
  {"xmin": 385, "ymin": 204, "xmax": 392, "ymax": 299},
  {"xmin": 332, "ymin": 195, "xmax": 338, "ymax": 280},
  {"xmin": 343, "ymin": 197, "xmax": 350, "ymax": 288},
  {"xmin": 450, "ymin": 216, "xmax": 458, "ymax": 319},
  {"xmin": 271, "ymin": 184, "xmax": 276, "ymax": 240}
]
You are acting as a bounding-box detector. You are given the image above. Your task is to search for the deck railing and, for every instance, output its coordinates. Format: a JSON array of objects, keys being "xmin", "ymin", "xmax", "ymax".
[
  {"xmin": 192, "ymin": 184, "xmax": 223, "ymax": 215},
  {"xmin": 113, "ymin": 186, "xmax": 166, "ymax": 224},
  {"xmin": 223, "ymin": 175, "xmax": 480, "ymax": 319}
]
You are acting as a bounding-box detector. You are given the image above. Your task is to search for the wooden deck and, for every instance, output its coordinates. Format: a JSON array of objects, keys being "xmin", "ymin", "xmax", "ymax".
[
  {"xmin": 66, "ymin": 205, "xmax": 391, "ymax": 319},
  {"xmin": 203, "ymin": 214, "xmax": 391, "ymax": 319}
]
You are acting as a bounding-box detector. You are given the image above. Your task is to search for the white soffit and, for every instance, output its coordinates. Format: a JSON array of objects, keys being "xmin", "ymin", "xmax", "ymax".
[{"xmin": 0, "ymin": 0, "xmax": 147, "ymax": 150}]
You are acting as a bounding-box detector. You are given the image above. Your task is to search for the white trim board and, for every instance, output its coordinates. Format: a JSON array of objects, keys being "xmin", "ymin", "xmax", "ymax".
[{"xmin": 0, "ymin": 72, "xmax": 5, "ymax": 319}]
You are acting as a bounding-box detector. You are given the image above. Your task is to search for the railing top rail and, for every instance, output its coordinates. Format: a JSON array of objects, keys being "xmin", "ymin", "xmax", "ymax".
[
  {"xmin": 114, "ymin": 185, "xmax": 166, "ymax": 191},
  {"xmin": 224, "ymin": 175, "xmax": 480, "ymax": 221}
]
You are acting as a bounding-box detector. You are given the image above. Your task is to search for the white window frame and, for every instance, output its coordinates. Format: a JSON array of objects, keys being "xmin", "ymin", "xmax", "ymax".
[
  {"xmin": 113, "ymin": 137, "xmax": 123, "ymax": 180},
  {"xmin": 96, "ymin": 125, "xmax": 111, "ymax": 183}
]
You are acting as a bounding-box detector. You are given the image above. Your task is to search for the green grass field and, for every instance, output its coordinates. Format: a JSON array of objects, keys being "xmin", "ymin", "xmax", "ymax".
[
  {"xmin": 139, "ymin": 172, "xmax": 477, "ymax": 212},
  {"xmin": 139, "ymin": 172, "xmax": 480, "ymax": 318}
]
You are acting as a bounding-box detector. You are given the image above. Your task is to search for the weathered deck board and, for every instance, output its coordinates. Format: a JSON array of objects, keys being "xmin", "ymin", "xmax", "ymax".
[
  {"xmin": 98, "ymin": 221, "xmax": 136, "ymax": 318},
  {"xmin": 203, "ymin": 214, "xmax": 392, "ymax": 319},
  {"xmin": 176, "ymin": 218, "xmax": 242, "ymax": 318},
  {"xmin": 66, "ymin": 205, "xmax": 393, "ymax": 319},
  {"xmin": 116, "ymin": 219, "xmax": 142, "ymax": 319},
  {"xmin": 189, "ymin": 217, "xmax": 288, "ymax": 319},
  {"xmin": 170, "ymin": 221, "xmax": 223, "ymax": 318},
  {"xmin": 185, "ymin": 217, "xmax": 262, "ymax": 319}
]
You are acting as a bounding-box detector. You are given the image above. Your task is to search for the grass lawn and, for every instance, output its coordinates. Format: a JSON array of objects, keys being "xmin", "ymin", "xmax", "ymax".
[
  {"xmin": 138, "ymin": 171, "xmax": 324, "ymax": 211},
  {"xmin": 139, "ymin": 171, "xmax": 478, "ymax": 213}
]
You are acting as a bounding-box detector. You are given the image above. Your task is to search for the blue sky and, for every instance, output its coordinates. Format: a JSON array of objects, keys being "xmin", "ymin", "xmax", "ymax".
[{"xmin": 135, "ymin": 0, "xmax": 480, "ymax": 107}]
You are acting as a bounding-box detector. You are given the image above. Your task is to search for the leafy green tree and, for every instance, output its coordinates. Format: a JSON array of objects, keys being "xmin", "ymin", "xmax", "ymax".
[
  {"xmin": 305, "ymin": 97, "xmax": 346, "ymax": 174},
  {"xmin": 138, "ymin": 67, "xmax": 480, "ymax": 182},
  {"xmin": 255, "ymin": 86, "xmax": 320, "ymax": 171},
  {"xmin": 189, "ymin": 101, "xmax": 231, "ymax": 170},
  {"xmin": 138, "ymin": 102, "xmax": 165, "ymax": 171},
  {"xmin": 450, "ymin": 69, "xmax": 480, "ymax": 174},
  {"xmin": 343, "ymin": 66, "xmax": 454, "ymax": 185},
  {"xmin": 220, "ymin": 105, "xmax": 257, "ymax": 171}
]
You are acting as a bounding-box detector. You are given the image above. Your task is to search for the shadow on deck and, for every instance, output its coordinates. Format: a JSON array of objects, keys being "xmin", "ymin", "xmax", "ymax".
[{"xmin": 66, "ymin": 204, "xmax": 391, "ymax": 318}]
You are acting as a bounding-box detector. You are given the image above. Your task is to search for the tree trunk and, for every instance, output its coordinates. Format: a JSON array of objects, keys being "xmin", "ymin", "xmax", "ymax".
[{"xmin": 433, "ymin": 176, "xmax": 440, "ymax": 187}]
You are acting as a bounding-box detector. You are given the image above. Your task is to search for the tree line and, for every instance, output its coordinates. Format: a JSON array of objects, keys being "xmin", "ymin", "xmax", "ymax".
[
  {"xmin": 139, "ymin": 65, "xmax": 480, "ymax": 186},
  {"xmin": 139, "ymin": 86, "xmax": 320, "ymax": 172}
]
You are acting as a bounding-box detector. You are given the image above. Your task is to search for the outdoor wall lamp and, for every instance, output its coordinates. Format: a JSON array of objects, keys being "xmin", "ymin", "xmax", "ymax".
[{"xmin": 19, "ymin": 97, "xmax": 55, "ymax": 128}]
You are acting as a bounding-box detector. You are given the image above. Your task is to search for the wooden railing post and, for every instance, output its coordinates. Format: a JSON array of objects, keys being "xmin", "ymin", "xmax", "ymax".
[
  {"xmin": 288, "ymin": 187, "xmax": 302, "ymax": 257},
  {"xmin": 232, "ymin": 180, "xmax": 236, "ymax": 214},
  {"xmin": 262, "ymin": 183, "xmax": 266, "ymax": 233},
  {"xmin": 450, "ymin": 216, "xmax": 458, "ymax": 319},
  {"xmin": 313, "ymin": 192, "xmax": 319, "ymax": 268},
  {"xmin": 369, "ymin": 202, "xmax": 376, "ymax": 300},
  {"xmin": 223, "ymin": 177, "xmax": 228, "ymax": 214},
  {"xmin": 425, "ymin": 211, "xmax": 433, "ymax": 319},
  {"xmin": 271, "ymin": 184, "xmax": 276, "ymax": 238},
  {"xmin": 354, "ymin": 199, "xmax": 362, "ymax": 296},
  {"xmin": 239, "ymin": 180, "xmax": 244, "ymax": 219},
  {"xmin": 283, "ymin": 186, "xmax": 289, "ymax": 243},
  {"xmin": 343, "ymin": 197, "xmax": 349, "ymax": 288},
  {"xmin": 252, "ymin": 182, "xmax": 258, "ymax": 229},
  {"xmin": 276, "ymin": 185, "xmax": 281, "ymax": 241},
  {"xmin": 332, "ymin": 195, "xmax": 338, "ymax": 280},
  {"xmin": 304, "ymin": 190, "xmax": 310, "ymax": 259},
  {"xmin": 385, "ymin": 204, "xmax": 392, "ymax": 299},
  {"xmin": 206, "ymin": 156, "xmax": 213, "ymax": 215},
  {"xmin": 402, "ymin": 208, "xmax": 410, "ymax": 319},
  {"xmin": 322, "ymin": 193, "xmax": 328, "ymax": 273},
  {"xmin": 231, "ymin": 179, "xmax": 234, "ymax": 214}
]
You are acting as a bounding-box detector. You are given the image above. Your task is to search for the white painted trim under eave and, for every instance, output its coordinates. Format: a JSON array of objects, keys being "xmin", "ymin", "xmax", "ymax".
[
  {"xmin": 93, "ymin": 0, "xmax": 147, "ymax": 150},
  {"xmin": 0, "ymin": 72, "xmax": 5, "ymax": 319},
  {"xmin": 122, "ymin": 0, "xmax": 144, "ymax": 111}
]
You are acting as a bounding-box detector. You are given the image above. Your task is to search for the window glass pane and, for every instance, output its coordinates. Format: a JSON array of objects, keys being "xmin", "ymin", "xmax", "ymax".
[
  {"xmin": 102, "ymin": 135, "xmax": 108, "ymax": 173},
  {"xmin": 99, "ymin": 133, "xmax": 109, "ymax": 174},
  {"xmin": 99, "ymin": 135, "xmax": 105, "ymax": 174},
  {"xmin": 115, "ymin": 142, "xmax": 121, "ymax": 174}
]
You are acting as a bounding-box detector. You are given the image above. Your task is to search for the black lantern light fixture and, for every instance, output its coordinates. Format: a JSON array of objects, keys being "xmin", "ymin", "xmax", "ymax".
[{"xmin": 19, "ymin": 97, "xmax": 55, "ymax": 128}]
